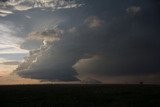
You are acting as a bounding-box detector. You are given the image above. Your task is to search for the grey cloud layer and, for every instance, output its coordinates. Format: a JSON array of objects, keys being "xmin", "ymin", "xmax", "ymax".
[
  {"xmin": 0, "ymin": 61, "xmax": 19, "ymax": 65},
  {"xmin": 29, "ymin": 28, "xmax": 64, "ymax": 42},
  {"xmin": 14, "ymin": 0, "xmax": 160, "ymax": 83},
  {"xmin": 0, "ymin": 0, "xmax": 82, "ymax": 16}
]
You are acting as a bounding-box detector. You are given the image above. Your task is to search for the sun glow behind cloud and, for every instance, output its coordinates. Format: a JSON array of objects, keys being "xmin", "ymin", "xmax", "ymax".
[
  {"xmin": 0, "ymin": 22, "xmax": 28, "ymax": 77},
  {"xmin": 0, "ymin": 58, "xmax": 17, "ymax": 76},
  {"xmin": 0, "ymin": 22, "xmax": 28, "ymax": 54},
  {"xmin": 0, "ymin": 45, "xmax": 28, "ymax": 54}
]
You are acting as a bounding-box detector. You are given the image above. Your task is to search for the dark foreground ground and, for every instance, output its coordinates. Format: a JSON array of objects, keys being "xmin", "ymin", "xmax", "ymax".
[{"xmin": 0, "ymin": 84, "xmax": 160, "ymax": 107}]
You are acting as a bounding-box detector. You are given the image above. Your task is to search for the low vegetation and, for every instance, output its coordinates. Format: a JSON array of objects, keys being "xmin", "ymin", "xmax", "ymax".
[{"xmin": 0, "ymin": 84, "xmax": 160, "ymax": 107}]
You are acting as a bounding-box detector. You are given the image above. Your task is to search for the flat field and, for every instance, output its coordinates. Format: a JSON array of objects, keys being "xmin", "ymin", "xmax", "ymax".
[{"xmin": 0, "ymin": 84, "xmax": 160, "ymax": 107}]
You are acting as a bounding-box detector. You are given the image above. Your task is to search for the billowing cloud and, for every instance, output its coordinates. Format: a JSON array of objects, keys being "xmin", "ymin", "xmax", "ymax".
[
  {"xmin": 0, "ymin": 0, "xmax": 83, "ymax": 16},
  {"xmin": 15, "ymin": 27, "xmax": 79, "ymax": 81},
  {"xmin": 14, "ymin": 15, "xmax": 107, "ymax": 81},
  {"xmin": 13, "ymin": 0, "xmax": 160, "ymax": 83},
  {"xmin": 15, "ymin": 42, "xmax": 80, "ymax": 81}
]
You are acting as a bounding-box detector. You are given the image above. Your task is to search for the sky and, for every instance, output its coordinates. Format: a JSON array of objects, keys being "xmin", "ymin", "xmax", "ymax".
[{"xmin": 0, "ymin": 0, "xmax": 160, "ymax": 84}]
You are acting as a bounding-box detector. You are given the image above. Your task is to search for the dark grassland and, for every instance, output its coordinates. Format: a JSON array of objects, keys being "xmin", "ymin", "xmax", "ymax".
[{"xmin": 0, "ymin": 84, "xmax": 160, "ymax": 107}]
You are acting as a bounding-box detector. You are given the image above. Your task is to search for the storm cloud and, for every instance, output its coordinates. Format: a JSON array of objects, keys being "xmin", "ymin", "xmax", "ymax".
[{"xmin": 14, "ymin": 0, "xmax": 160, "ymax": 83}]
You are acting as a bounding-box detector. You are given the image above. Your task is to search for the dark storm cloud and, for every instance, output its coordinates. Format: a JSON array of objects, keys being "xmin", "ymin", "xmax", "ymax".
[
  {"xmin": 15, "ymin": 27, "xmax": 79, "ymax": 81},
  {"xmin": 0, "ymin": 0, "xmax": 8, "ymax": 2},
  {"xmin": 15, "ymin": 0, "xmax": 160, "ymax": 83},
  {"xmin": 81, "ymin": 78, "xmax": 102, "ymax": 84},
  {"xmin": 126, "ymin": 6, "xmax": 141, "ymax": 15}
]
